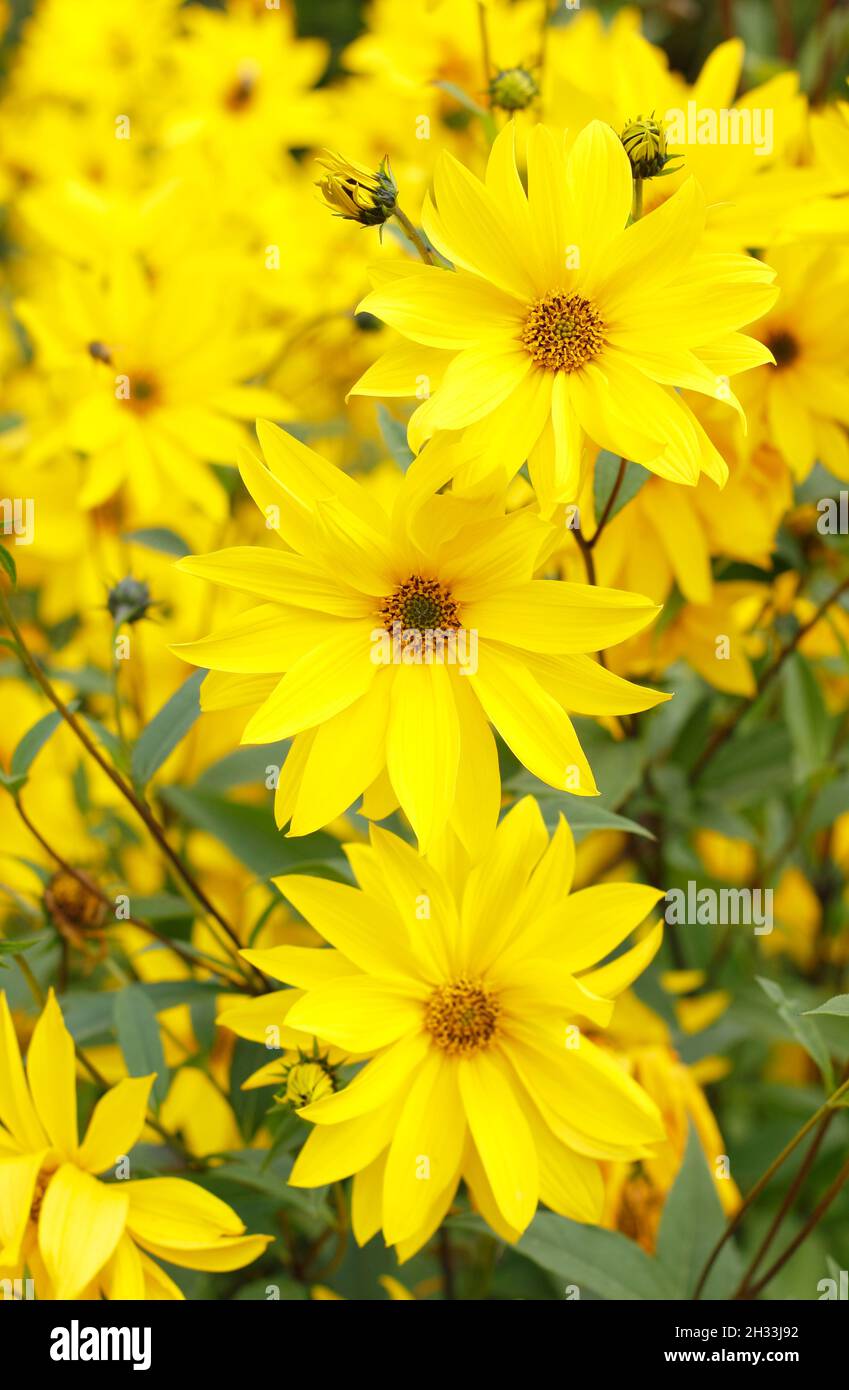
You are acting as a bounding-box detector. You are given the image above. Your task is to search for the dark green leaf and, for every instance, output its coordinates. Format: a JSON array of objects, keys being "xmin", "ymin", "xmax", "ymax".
[
  {"xmin": 781, "ymin": 653, "xmax": 831, "ymax": 781},
  {"xmin": 160, "ymin": 785, "xmax": 343, "ymax": 878},
  {"xmin": 376, "ymin": 404, "xmax": 413, "ymax": 470},
  {"xmin": 131, "ymin": 670, "xmax": 204, "ymax": 787},
  {"xmin": 10, "ymin": 705, "xmax": 78, "ymax": 780},
  {"xmin": 593, "ymin": 451, "xmax": 648, "ymax": 526},
  {"xmin": 757, "ymin": 976, "xmax": 833, "ymax": 1087},
  {"xmin": 0, "ymin": 543, "xmax": 17, "ymax": 584},
  {"xmin": 114, "ymin": 985, "xmax": 169, "ymax": 1110},
  {"xmin": 122, "ymin": 527, "xmax": 191, "ymax": 558},
  {"xmin": 803, "ymin": 994, "xmax": 849, "ymax": 1020},
  {"xmin": 514, "ymin": 1211, "xmax": 676, "ymax": 1300},
  {"xmin": 656, "ymin": 1127, "xmax": 742, "ymax": 1298}
]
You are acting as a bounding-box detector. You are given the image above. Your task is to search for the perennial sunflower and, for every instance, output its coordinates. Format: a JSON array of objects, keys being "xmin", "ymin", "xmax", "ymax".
[
  {"xmin": 351, "ymin": 121, "xmax": 779, "ymax": 512},
  {"xmin": 224, "ymin": 800, "xmax": 666, "ymax": 1260},
  {"xmin": 173, "ymin": 421, "xmax": 669, "ymax": 852},
  {"xmin": 0, "ymin": 991, "xmax": 272, "ymax": 1299},
  {"xmin": 734, "ymin": 244, "xmax": 849, "ymax": 482}
]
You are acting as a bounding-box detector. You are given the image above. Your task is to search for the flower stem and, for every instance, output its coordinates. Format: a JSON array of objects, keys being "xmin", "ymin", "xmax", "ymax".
[
  {"xmin": 692, "ymin": 1069, "xmax": 849, "ymax": 1299},
  {"xmin": 13, "ymin": 797, "xmax": 245, "ymax": 990},
  {"xmin": 392, "ymin": 206, "xmax": 435, "ymax": 265},
  {"xmin": 691, "ymin": 574, "xmax": 849, "ymax": 781},
  {"xmin": 0, "ymin": 585, "xmax": 262, "ymax": 990}
]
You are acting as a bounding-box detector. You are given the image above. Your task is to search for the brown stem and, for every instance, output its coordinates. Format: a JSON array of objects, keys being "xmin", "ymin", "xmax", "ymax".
[
  {"xmin": 744, "ymin": 1153, "xmax": 849, "ymax": 1299},
  {"xmin": 691, "ymin": 575, "xmax": 849, "ymax": 781},
  {"xmin": 0, "ymin": 585, "xmax": 261, "ymax": 985},
  {"xmin": 14, "ymin": 798, "xmax": 245, "ymax": 990},
  {"xmin": 692, "ymin": 1071, "xmax": 849, "ymax": 1299},
  {"xmin": 734, "ymin": 1097, "xmax": 837, "ymax": 1296},
  {"xmin": 590, "ymin": 458, "xmax": 627, "ymax": 548}
]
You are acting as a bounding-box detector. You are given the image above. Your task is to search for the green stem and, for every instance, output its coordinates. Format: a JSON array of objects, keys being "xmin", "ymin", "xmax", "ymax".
[
  {"xmin": 392, "ymin": 206, "xmax": 435, "ymax": 265},
  {"xmin": 692, "ymin": 1070, "xmax": 849, "ymax": 1299}
]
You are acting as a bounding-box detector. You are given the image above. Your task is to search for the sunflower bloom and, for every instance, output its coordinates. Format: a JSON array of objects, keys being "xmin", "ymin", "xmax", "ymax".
[
  {"xmin": 351, "ymin": 121, "xmax": 778, "ymax": 512},
  {"xmin": 735, "ymin": 244, "xmax": 849, "ymax": 481},
  {"xmin": 0, "ymin": 991, "xmax": 271, "ymax": 1299},
  {"xmin": 226, "ymin": 801, "xmax": 666, "ymax": 1260},
  {"xmin": 173, "ymin": 422, "xmax": 669, "ymax": 853}
]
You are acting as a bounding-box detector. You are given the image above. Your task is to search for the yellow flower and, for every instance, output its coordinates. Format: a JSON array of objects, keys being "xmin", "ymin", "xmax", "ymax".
[
  {"xmin": 543, "ymin": 11, "xmax": 838, "ymax": 250},
  {"xmin": 228, "ymin": 801, "xmax": 666, "ymax": 1260},
  {"xmin": 735, "ymin": 244, "xmax": 849, "ymax": 482},
  {"xmin": 599, "ymin": 990, "xmax": 741, "ymax": 1245},
  {"xmin": 695, "ymin": 829, "xmax": 757, "ymax": 885},
  {"xmin": 761, "ymin": 866, "xmax": 822, "ymax": 971},
  {"xmin": 0, "ymin": 991, "xmax": 271, "ymax": 1299},
  {"xmin": 14, "ymin": 256, "xmax": 289, "ymax": 522},
  {"xmin": 173, "ymin": 422, "xmax": 669, "ymax": 852},
  {"xmin": 316, "ymin": 151, "xmax": 398, "ymax": 226},
  {"xmin": 351, "ymin": 121, "xmax": 778, "ymax": 512}
]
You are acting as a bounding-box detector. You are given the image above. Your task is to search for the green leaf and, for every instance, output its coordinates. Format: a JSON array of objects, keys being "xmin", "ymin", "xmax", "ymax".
[
  {"xmin": 781, "ymin": 653, "xmax": 831, "ymax": 780},
  {"xmin": 803, "ymin": 994, "xmax": 849, "ymax": 1020},
  {"xmin": 656, "ymin": 1127, "xmax": 742, "ymax": 1298},
  {"xmin": 514, "ymin": 1210, "xmax": 676, "ymax": 1300},
  {"xmin": 122, "ymin": 527, "xmax": 191, "ymax": 558},
  {"xmin": 0, "ymin": 933, "xmax": 48, "ymax": 958},
  {"xmin": 757, "ymin": 976, "xmax": 833, "ymax": 1087},
  {"xmin": 229, "ymin": 1038, "xmax": 270, "ymax": 1142},
  {"xmin": 376, "ymin": 404, "xmax": 413, "ymax": 470},
  {"xmin": 697, "ymin": 725, "xmax": 794, "ymax": 803},
  {"xmin": 160, "ymin": 785, "xmax": 343, "ymax": 878},
  {"xmin": 9, "ymin": 705, "xmax": 78, "ymax": 782},
  {"xmin": 114, "ymin": 986, "xmax": 169, "ymax": 1110},
  {"xmin": 808, "ymin": 777, "xmax": 849, "ymax": 833},
  {"xmin": 131, "ymin": 670, "xmax": 204, "ymax": 787},
  {"xmin": 0, "ymin": 542, "xmax": 17, "ymax": 585},
  {"xmin": 130, "ymin": 892, "xmax": 194, "ymax": 922},
  {"xmin": 507, "ymin": 776, "xmax": 654, "ymax": 841},
  {"xmin": 592, "ymin": 451, "xmax": 648, "ymax": 526},
  {"xmin": 196, "ymin": 742, "xmax": 289, "ymax": 792}
]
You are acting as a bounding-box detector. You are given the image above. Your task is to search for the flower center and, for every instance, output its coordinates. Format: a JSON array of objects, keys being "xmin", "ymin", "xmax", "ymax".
[
  {"xmin": 45, "ymin": 869, "xmax": 107, "ymax": 935},
  {"xmin": 380, "ymin": 575, "xmax": 460, "ymax": 634},
  {"xmin": 767, "ymin": 330, "xmax": 799, "ymax": 369},
  {"xmin": 425, "ymin": 979, "xmax": 500, "ymax": 1055},
  {"xmin": 521, "ymin": 292, "xmax": 605, "ymax": 372},
  {"xmin": 122, "ymin": 371, "xmax": 160, "ymax": 413}
]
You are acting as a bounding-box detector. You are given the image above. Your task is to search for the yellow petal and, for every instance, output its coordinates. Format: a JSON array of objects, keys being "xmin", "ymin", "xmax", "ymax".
[
  {"xmin": 0, "ymin": 992, "xmax": 46, "ymax": 1151},
  {"xmin": 27, "ymin": 989, "xmax": 78, "ymax": 1157},
  {"xmin": 386, "ymin": 660, "xmax": 460, "ymax": 851},
  {"xmin": 39, "ymin": 1164, "xmax": 128, "ymax": 1299},
  {"xmin": 382, "ymin": 1051, "xmax": 466, "ymax": 1244},
  {"xmin": 458, "ymin": 1052, "xmax": 538, "ymax": 1234},
  {"xmin": 77, "ymin": 1076, "xmax": 155, "ymax": 1175}
]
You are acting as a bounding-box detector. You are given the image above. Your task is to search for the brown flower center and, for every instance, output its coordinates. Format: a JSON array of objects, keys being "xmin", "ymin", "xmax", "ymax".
[
  {"xmin": 767, "ymin": 330, "xmax": 799, "ymax": 369},
  {"xmin": 522, "ymin": 292, "xmax": 605, "ymax": 372},
  {"xmin": 45, "ymin": 869, "xmax": 107, "ymax": 935},
  {"xmin": 380, "ymin": 575, "xmax": 459, "ymax": 634},
  {"xmin": 425, "ymin": 979, "xmax": 500, "ymax": 1055}
]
